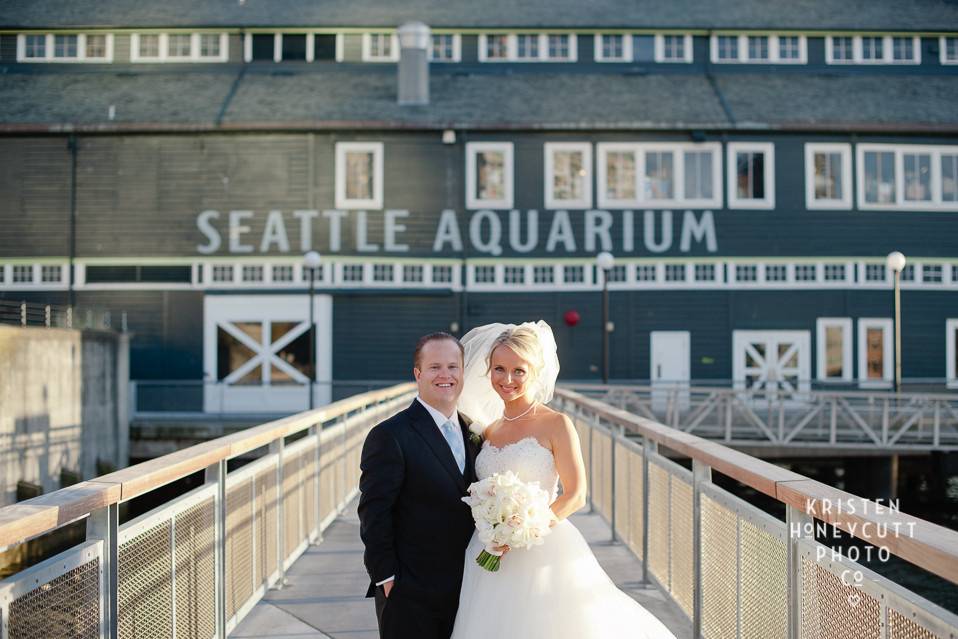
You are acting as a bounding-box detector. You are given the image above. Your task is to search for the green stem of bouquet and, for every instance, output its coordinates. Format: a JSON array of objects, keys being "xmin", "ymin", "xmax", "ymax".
[{"xmin": 476, "ymin": 549, "xmax": 501, "ymax": 572}]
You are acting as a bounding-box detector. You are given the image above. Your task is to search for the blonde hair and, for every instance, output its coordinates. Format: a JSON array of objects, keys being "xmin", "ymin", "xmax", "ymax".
[{"xmin": 486, "ymin": 326, "xmax": 545, "ymax": 380}]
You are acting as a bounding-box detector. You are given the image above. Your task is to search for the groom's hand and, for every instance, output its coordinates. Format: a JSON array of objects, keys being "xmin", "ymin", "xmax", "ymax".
[{"xmin": 383, "ymin": 580, "xmax": 394, "ymax": 598}]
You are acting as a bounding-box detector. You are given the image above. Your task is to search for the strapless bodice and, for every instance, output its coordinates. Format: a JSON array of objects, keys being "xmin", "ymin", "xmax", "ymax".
[{"xmin": 475, "ymin": 436, "xmax": 559, "ymax": 502}]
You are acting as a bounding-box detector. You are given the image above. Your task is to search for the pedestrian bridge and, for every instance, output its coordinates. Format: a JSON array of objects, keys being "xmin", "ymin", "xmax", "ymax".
[{"xmin": 1, "ymin": 384, "xmax": 956, "ymax": 639}]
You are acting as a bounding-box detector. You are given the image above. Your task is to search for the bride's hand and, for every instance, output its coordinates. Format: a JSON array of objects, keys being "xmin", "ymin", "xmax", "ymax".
[{"xmin": 493, "ymin": 544, "xmax": 510, "ymax": 556}]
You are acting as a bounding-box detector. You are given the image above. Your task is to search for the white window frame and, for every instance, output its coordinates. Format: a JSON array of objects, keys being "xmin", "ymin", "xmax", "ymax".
[
  {"xmin": 940, "ymin": 36, "xmax": 958, "ymax": 65},
  {"xmin": 362, "ymin": 32, "xmax": 399, "ymax": 62},
  {"xmin": 17, "ymin": 33, "xmax": 115, "ymax": 63},
  {"xmin": 857, "ymin": 318, "xmax": 893, "ymax": 388},
  {"xmin": 478, "ymin": 33, "xmax": 578, "ymax": 62},
  {"xmin": 429, "ymin": 33, "xmax": 461, "ymax": 62},
  {"xmin": 335, "ymin": 142, "xmax": 384, "ymax": 210},
  {"xmin": 947, "ymin": 319, "xmax": 958, "ymax": 389},
  {"xmin": 856, "ymin": 144, "xmax": 958, "ymax": 211},
  {"xmin": 131, "ymin": 32, "xmax": 228, "ymax": 63},
  {"xmin": 826, "ymin": 35, "xmax": 920, "ymax": 65},
  {"xmin": 544, "ymin": 142, "xmax": 593, "ymax": 209},
  {"xmin": 727, "ymin": 142, "xmax": 775, "ymax": 209},
  {"xmin": 597, "ymin": 142, "xmax": 723, "ymax": 209},
  {"xmin": 710, "ymin": 34, "xmax": 807, "ymax": 64},
  {"xmin": 466, "ymin": 142, "xmax": 514, "ymax": 209},
  {"xmin": 816, "ymin": 318, "xmax": 853, "ymax": 382},
  {"xmin": 804, "ymin": 143, "xmax": 853, "ymax": 210},
  {"xmin": 654, "ymin": 34, "xmax": 693, "ymax": 63},
  {"xmin": 595, "ymin": 33, "xmax": 633, "ymax": 62}
]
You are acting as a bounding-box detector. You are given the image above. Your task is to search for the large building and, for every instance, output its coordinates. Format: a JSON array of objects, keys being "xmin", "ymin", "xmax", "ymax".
[{"xmin": 1, "ymin": 1, "xmax": 957, "ymax": 412}]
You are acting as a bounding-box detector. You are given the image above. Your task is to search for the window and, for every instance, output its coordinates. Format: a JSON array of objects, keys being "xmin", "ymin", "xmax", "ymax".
[
  {"xmin": 133, "ymin": 33, "xmax": 226, "ymax": 62},
  {"xmin": 563, "ymin": 265, "xmax": 584, "ymax": 283},
  {"xmin": 0, "ymin": 266, "xmax": 5, "ymax": 284},
  {"xmin": 533, "ymin": 265, "xmax": 555, "ymax": 284},
  {"xmin": 747, "ymin": 35, "xmax": 769, "ymax": 61},
  {"xmin": 54, "ymin": 34, "xmax": 78, "ymax": 58},
  {"xmin": 303, "ymin": 264, "xmax": 323, "ymax": 282},
  {"xmin": 953, "ymin": 265, "xmax": 958, "ymax": 284},
  {"xmin": 892, "ymin": 36, "xmax": 914, "ymax": 62},
  {"xmin": 805, "ymin": 144, "xmax": 852, "ymax": 209},
  {"xmin": 923, "ymin": 264, "xmax": 943, "ymax": 283},
  {"xmin": 481, "ymin": 34, "xmax": 509, "ymax": 60},
  {"xmin": 545, "ymin": 143, "xmax": 592, "ymax": 209},
  {"xmin": 373, "ymin": 263, "xmax": 394, "ymax": 282},
  {"xmin": 136, "ymin": 34, "xmax": 161, "ymax": 59},
  {"xmin": 342, "ymin": 264, "xmax": 364, "ymax": 282},
  {"xmin": 335, "ymin": 142, "xmax": 384, "ymax": 209},
  {"xmin": 607, "ymin": 265, "xmax": 627, "ymax": 283},
  {"xmin": 941, "ymin": 37, "xmax": 958, "ymax": 64},
  {"xmin": 795, "ymin": 264, "xmax": 817, "ymax": 282},
  {"xmin": 598, "ymin": 143, "xmax": 721, "ymax": 208},
  {"xmin": 86, "ymin": 34, "xmax": 107, "ymax": 59},
  {"xmin": 199, "ymin": 33, "xmax": 221, "ymax": 58},
  {"xmin": 20, "ymin": 33, "xmax": 115, "ymax": 62},
  {"xmin": 363, "ymin": 33, "xmax": 398, "ymax": 61},
  {"xmin": 858, "ymin": 145, "xmax": 958, "ymax": 210},
  {"xmin": 778, "ymin": 36, "xmax": 801, "ymax": 61},
  {"xmin": 817, "ymin": 318, "xmax": 852, "ymax": 381},
  {"xmin": 765, "ymin": 264, "xmax": 787, "ymax": 282},
  {"xmin": 12, "ymin": 265, "xmax": 33, "ymax": 283},
  {"xmin": 281, "ymin": 34, "xmax": 307, "ymax": 61},
  {"xmin": 861, "ymin": 36, "xmax": 883, "ymax": 61},
  {"xmin": 313, "ymin": 34, "xmax": 338, "ymax": 61},
  {"xmin": 430, "ymin": 34, "xmax": 460, "ymax": 62},
  {"xmin": 403, "ymin": 264, "xmax": 424, "ymax": 282},
  {"xmin": 716, "ymin": 35, "xmax": 738, "ymax": 60},
  {"xmin": 734, "ymin": 264, "xmax": 757, "ymax": 282},
  {"xmin": 665, "ymin": 264, "xmax": 687, "ymax": 281},
  {"xmin": 24, "ymin": 34, "xmax": 46, "ymax": 58},
  {"xmin": 901, "ymin": 264, "xmax": 916, "ymax": 282},
  {"xmin": 828, "ymin": 35, "xmax": 920, "ymax": 64},
  {"xmin": 167, "ymin": 33, "xmax": 192, "ymax": 58},
  {"xmin": 432, "ymin": 265, "xmax": 453, "ymax": 283},
  {"xmin": 212, "ymin": 265, "xmax": 234, "ymax": 282},
  {"xmin": 829, "ymin": 36, "xmax": 854, "ymax": 62},
  {"xmin": 695, "ymin": 264, "xmax": 716, "ymax": 282},
  {"xmin": 479, "ymin": 34, "xmax": 576, "ymax": 61},
  {"xmin": 546, "ymin": 34, "xmax": 574, "ymax": 60},
  {"xmin": 466, "ymin": 142, "xmax": 513, "ymax": 209},
  {"xmin": 656, "ymin": 34, "xmax": 692, "ymax": 62},
  {"xmin": 728, "ymin": 143, "xmax": 774, "ymax": 209},
  {"xmin": 516, "ymin": 34, "xmax": 539, "ymax": 59},
  {"xmin": 596, "ymin": 34, "xmax": 630, "ymax": 62},
  {"xmin": 40, "ymin": 265, "xmax": 62, "ymax": 283},
  {"xmin": 474, "ymin": 265, "xmax": 496, "ymax": 283},
  {"xmin": 824, "ymin": 263, "xmax": 847, "ymax": 282},
  {"xmin": 272, "ymin": 265, "xmax": 293, "ymax": 282},
  {"xmin": 712, "ymin": 34, "xmax": 806, "ymax": 63},
  {"xmin": 865, "ymin": 264, "xmax": 886, "ymax": 282},
  {"xmin": 504, "ymin": 265, "xmax": 526, "ymax": 284},
  {"xmin": 241, "ymin": 265, "xmax": 264, "ymax": 282},
  {"xmin": 858, "ymin": 319, "xmax": 893, "ymax": 386},
  {"xmin": 947, "ymin": 319, "xmax": 958, "ymax": 389},
  {"xmin": 636, "ymin": 265, "xmax": 656, "ymax": 281}
]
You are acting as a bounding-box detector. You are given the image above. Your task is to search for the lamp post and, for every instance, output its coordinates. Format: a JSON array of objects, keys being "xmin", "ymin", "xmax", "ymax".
[
  {"xmin": 304, "ymin": 251, "xmax": 322, "ymax": 410},
  {"xmin": 596, "ymin": 252, "xmax": 615, "ymax": 384},
  {"xmin": 886, "ymin": 251, "xmax": 906, "ymax": 394}
]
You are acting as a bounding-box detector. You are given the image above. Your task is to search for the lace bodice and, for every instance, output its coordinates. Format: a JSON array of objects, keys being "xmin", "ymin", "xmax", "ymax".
[{"xmin": 475, "ymin": 436, "xmax": 560, "ymax": 502}]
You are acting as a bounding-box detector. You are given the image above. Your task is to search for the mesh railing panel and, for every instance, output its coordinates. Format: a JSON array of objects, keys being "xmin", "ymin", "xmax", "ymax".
[
  {"xmin": 701, "ymin": 493, "xmax": 737, "ymax": 639},
  {"xmin": 800, "ymin": 557, "xmax": 882, "ymax": 639},
  {"xmin": 226, "ymin": 479, "xmax": 254, "ymax": 621},
  {"xmin": 118, "ymin": 521, "xmax": 173, "ymax": 639},
  {"xmin": 648, "ymin": 462, "xmax": 670, "ymax": 588},
  {"xmin": 614, "ymin": 442, "xmax": 631, "ymax": 542},
  {"xmin": 174, "ymin": 498, "xmax": 216, "ymax": 639},
  {"xmin": 888, "ymin": 609, "xmax": 939, "ymax": 639},
  {"xmin": 303, "ymin": 444, "xmax": 318, "ymax": 537},
  {"xmin": 740, "ymin": 518, "xmax": 787, "ymax": 639},
  {"xmin": 283, "ymin": 452, "xmax": 304, "ymax": 558},
  {"xmin": 8, "ymin": 557, "xmax": 100, "ymax": 639},
  {"xmin": 593, "ymin": 430, "xmax": 612, "ymax": 519},
  {"xmin": 628, "ymin": 447, "xmax": 644, "ymax": 559},
  {"xmin": 669, "ymin": 475, "xmax": 694, "ymax": 617},
  {"xmin": 319, "ymin": 445, "xmax": 336, "ymax": 525},
  {"xmin": 255, "ymin": 466, "xmax": 278, "ymax": 585},
  {"xmin": 575, "ymin": 418, "xmax": 592, "ymax": 502}
]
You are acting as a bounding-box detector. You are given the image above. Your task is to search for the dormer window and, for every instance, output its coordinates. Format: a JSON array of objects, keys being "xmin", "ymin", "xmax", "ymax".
[
  {"xmin": 18, "ymin": 33, "xmax": 114, "ymax": 62},
  {"xmin": 363, "ymin": 32, "xmax": 399, "ymax": 62}
]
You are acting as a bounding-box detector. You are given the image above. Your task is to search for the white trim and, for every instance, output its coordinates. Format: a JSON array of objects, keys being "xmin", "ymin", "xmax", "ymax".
[
  {"xmin": 826, "ymin": 35, "xmax": 921, "ymax": 65},
  {"xmin": 710, "ymin": 34, "xmax": 807, "ymax": 64},
  {"xmin": 940, "ymin": 36, "xmax": 958, "ymax": 65},
  {"xmin": 597, "ymin": 142, "xmax": 723, "ymax": 209},
  {"xmin": 654, "ymin": 34, "xmax": 694, "ymax": 63},
  {"xmin": 947, "ymin": 319, "xmax": 958, "ymax": 389},
  {"xmin": 16, "ymin": 33, "xmax": 115, "ymax": 63},
  {"xmin": 334, "ymin": 142, "xmax": 384, "ymax": 210},
  {"xmin": 361, "ymin": 32, "xmax": 399, "ymax": 62},
  {"xmin": 478, "ymin": 33, "xmax": 577, "ymax": 62},
  {"xmin": 856, "ymin": 144, "xmax": 958, "ymax": 211},
  {"xmin": 816, "ymin": 318, "xmax": 853, "ymax": 382},
  {"xmin": 335, "ymin": 33, "xmax": 344, "ymax": 62},
  {"xmin": 429, "ymin": 33, "xmax": 461, "ymax": 62},
  {"xmin": 466, "ymin": 142, "xmax": 514, "ymax": 209},
  {"xmin": 544, "ymin": 142, "xmax": 593, "ymax": 209},
  {"xmin": 594, "ymin": 33, "xmax": 633, "ymax": 62},
  {"xmin": 727, "ymin": 142, "xmax": 775, "ymax": 209},
  {"xmin": 857, "ymin": 318, "xmax": 893, "ymax": 388},
  {"xmin": 805, "ymin": 143, "xmax": 853, "ymax": 210}
]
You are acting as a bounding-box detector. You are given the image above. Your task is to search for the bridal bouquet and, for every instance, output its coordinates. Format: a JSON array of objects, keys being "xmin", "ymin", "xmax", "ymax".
[{"xmin": 462, "ymin": 471, "xmax": 555, "ymax": 572}]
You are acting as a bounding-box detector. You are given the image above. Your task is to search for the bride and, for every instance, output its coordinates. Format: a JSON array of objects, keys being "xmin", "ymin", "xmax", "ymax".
[{"xmin": 451, "ymin": 321, "xmax": 676, "ymax": 639}]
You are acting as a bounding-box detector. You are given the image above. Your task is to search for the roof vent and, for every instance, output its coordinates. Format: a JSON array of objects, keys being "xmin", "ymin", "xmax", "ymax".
[{"xmin": 398, "ymin": 22, "xmax": 430, "ymax": 105}]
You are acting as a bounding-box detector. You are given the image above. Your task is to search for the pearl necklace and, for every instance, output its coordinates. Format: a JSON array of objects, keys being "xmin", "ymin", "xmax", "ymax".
[{"xmin": 502, "ymin": 402, "xmax": 538, "ymax": 421}]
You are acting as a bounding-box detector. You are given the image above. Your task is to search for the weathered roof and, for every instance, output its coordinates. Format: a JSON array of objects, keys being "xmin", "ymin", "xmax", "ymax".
[
  {"xmin": 1, "ymin": 64, "xmax": 957, "ymax": 132},
  {"xmin": 1, "ymin": 0, "xmax": 957, "ymax": 31}
]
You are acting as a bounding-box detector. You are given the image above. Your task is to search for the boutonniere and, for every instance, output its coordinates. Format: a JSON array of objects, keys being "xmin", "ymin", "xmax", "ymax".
[{"xmin": 468, "ymin": 422, "xmax": 485, "ymax": 446}]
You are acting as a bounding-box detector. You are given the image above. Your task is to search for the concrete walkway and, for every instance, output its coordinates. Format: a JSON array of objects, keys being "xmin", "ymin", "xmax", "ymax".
[{"xmin": 231, "ymin": 500, "xmax": 691, "ymax": 639}]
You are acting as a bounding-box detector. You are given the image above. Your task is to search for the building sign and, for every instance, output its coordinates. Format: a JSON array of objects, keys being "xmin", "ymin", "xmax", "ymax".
[{"xmin": 196, "ymin": 209, "xmax": 718, "ymax": 256}]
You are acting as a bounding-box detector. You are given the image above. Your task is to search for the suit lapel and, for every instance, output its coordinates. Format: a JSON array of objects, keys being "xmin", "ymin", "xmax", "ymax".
[
  {"xmin": 407, "ymin": 400, "xmax": 466, "ymax": 491},
  {"xmin": 459, "ymin": 413, "xmax": 479, "ymax": 485}
]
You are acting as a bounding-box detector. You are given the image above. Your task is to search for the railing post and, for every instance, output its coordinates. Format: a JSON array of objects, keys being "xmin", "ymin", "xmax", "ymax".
[
  {"xmin": 86, "ymin": 503, "xmax": 119, "ymax": 639},
  {"xmin": 610, "ymin": 423, "xmax": 618, "ymax": 543},
  {"xmin": 692, "ymin": 460, "xmax": 711, "ymax": 639},
  {"xmin": 786, "ymin": 505, "xmax": 814, "ymax": 639},
  {"xmin": 271, "ymin": 437, "xmax": 287, "ymax": 588},
  {"xmin": 642, "ymin": 437, "xmax": 656, "ymax": 585},
  {"xmin": 310, "ymin": 418, "xmax": 323, "ymax": 544},
  {"xmin": 205, "ymin": 460, "xmax": 227, "ymax": 639},
  {"xmin": 588, "ymin": 411, "xmax": 595, "ymax": 513}
]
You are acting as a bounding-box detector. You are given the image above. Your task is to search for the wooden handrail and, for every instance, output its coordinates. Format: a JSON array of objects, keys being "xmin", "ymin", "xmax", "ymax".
[
  {"xmin": 565, "ymin": 382, "xmax": 958, "ymax": 402},
  {"xmin": 556, "ymin": 388, "xmax": 958, "ymax": 585},
  {"xmin": 0, "ymin": 383, "xmax": 416, "ymax": 549}
]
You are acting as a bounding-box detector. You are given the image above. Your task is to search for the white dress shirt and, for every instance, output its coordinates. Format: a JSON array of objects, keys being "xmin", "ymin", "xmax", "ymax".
[{"xmin": 376, "ymin": 396, "xmax": 462, "ymax": 587}]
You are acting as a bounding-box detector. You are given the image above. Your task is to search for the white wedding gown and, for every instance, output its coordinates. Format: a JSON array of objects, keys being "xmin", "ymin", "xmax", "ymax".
[{"xmin": 451, "ymin": 436, "xmax": 677, "ymax": 638}]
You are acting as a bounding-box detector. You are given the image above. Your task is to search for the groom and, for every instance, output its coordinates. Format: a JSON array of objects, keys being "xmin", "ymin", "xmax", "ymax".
[{"xmin": 358, "ymin": 332, "xmax": 480, "ymax": 639}]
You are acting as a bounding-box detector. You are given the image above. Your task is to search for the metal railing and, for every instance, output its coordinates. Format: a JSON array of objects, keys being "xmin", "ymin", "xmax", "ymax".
[
  {"xmin": 569, "ymin": 384, "xmax": 958, "ymax": 451},
  {"xmin": 555, "ymin": 388, "xmax": 958, "ymax": 639},
  {"xmin": 0, "ymin": 299, "xmax": 118, "ymax": 330},
  {"xmin": 0, "ymin": 382, "xmax": 416, "ymax": 639}
]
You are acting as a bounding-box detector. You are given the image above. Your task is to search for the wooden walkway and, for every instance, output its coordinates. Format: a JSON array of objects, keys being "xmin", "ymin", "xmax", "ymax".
[{"xmin": 231, "ymin": 498, "xmax": 691, "ymax": 639}]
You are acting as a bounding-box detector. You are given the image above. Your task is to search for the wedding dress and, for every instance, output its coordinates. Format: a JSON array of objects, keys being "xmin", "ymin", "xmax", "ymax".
[{"xmin": 450, "ymin": 435, "xmax": 677, "ymax": 639}]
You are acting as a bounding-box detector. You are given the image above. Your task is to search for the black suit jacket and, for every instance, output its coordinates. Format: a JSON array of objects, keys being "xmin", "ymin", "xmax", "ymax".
[{"xmin": 358, "ymin": 399, "xmax": 480, "ymax": 605}]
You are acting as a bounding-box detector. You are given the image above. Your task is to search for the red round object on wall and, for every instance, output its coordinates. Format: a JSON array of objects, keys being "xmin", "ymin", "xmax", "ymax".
[{"xmin": 563, "ymin": 310, "xmax": 581, "ymax": 327}]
